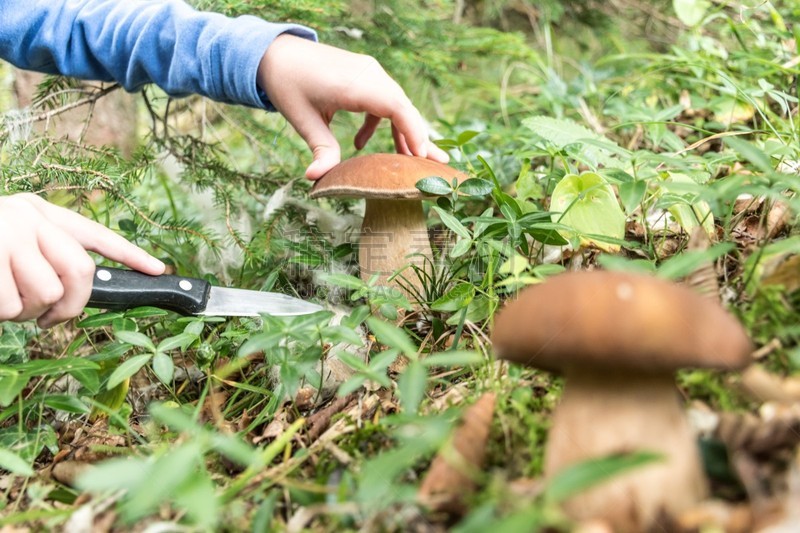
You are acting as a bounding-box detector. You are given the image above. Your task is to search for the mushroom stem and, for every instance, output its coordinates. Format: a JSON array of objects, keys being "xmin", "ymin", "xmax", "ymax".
[
  {"xmin": 545, "ymin": 370, "xmax": 707, "ymax": 531},
  {"xmin": 360, "ymin": 198, "xmax": 432, "ymax": 297}
]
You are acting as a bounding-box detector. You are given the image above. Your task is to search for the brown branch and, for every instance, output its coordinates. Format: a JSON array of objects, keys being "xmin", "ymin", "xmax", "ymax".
[
  {"xmin": 35, "ymin": 162, "xmax": 215, "ymax": 246},
  {"xmin": 1, "ymin": 84, "xmax": 121, "ymax": 137}
]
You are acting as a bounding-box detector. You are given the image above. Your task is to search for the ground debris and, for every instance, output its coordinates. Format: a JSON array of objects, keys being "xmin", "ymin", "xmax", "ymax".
[
  {"xmin": 676, "ymin": 500, "xmax": 753, "ymax": 532},
  {"xmin": 305, "ymin": 392, "xmax": 357, "ymax": 442},
  {"xmin": 731, "ymin": 195, "xmax": 792, "ymax": 243},
  {"xmin": 684, "ymin": 226, "xmax": 721, "ymax": 301},
  {"xmin": 689, "ymin": 373, "xmax": 800, "ymax": 532},
  {"xmin": 55, "ymin": 418, "xmax": 127, "ymax": 463},
  {"xmin": 418, "ymin": 392, "xmax": 496, "ymax": 518},
  {"xmin": 740, "ymin": 365, "xmax": 800, "ymax": 404}
]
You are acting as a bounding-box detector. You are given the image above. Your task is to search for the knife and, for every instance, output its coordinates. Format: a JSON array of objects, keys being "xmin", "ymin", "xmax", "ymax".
[{"xmin": 88, "ymin": 267, "xmax": 323, "ymax": 317}]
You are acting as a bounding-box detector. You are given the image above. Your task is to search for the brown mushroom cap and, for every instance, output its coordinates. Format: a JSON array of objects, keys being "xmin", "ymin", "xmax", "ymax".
[
  {"xmin": 309, "ymin": 153, "xmax": 468, "ymax": 200},
  {"xmin": 492, "ymin": 271, "xmax": 753, "ymax": 373}
]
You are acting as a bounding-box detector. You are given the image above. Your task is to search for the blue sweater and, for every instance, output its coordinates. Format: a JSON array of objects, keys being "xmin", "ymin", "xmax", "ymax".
[{"xmin": 0, "ymin": 0, "xmax": 317, "ymax": 109}]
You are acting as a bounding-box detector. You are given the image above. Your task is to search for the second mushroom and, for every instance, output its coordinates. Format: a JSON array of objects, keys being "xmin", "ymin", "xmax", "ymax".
[{"xmin": 491, "ymin": 270, "xmax": 752, "ymax": 531}]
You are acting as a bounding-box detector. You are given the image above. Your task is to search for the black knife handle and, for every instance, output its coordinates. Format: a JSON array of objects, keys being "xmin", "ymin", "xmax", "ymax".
[{"xmin": 88, "ymin": 267, "xmax": 211, "ymax": 315}]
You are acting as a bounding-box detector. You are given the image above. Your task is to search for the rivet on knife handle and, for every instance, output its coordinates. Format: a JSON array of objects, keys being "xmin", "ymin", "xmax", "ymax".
[{"xmin": 88, "ymin": 267, "xmax": 211, "ymax": 315}]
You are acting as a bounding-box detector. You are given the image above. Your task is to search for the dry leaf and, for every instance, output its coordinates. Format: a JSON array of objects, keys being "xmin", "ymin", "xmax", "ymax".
[
  {"xmin": 418, "ymin": 392, "xmax": 496, "ymax": 517},
  {"xmin": 762, "ymin": 255, "xmax": 800, "ymax": 294},
  {"xmin": 306, "ymin": 393, "xmax": 357, "ymax": 442},
  {"xmin": 677, "ymin": 500, "xmax": 753, "ymax": 533},
  {"xmin": 732, "ymin": 197, "xmax": 792, "ymax": 243},
  {"xmin": 254, "ymin": 409, "xmax": 290, "ymax": 444}
]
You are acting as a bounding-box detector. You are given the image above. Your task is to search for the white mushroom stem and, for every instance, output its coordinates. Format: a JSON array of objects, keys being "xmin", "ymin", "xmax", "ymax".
[
  {"xmin": 359, "ymin": 198, "xmax": 432, "ymax": 297},
  {"xmin": 545, "ymin": 370, "xmax": 707, "ymax": 532}
]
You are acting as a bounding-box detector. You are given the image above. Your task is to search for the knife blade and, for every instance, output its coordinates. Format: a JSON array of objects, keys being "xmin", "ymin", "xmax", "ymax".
[{"xmin": 88, "ymin": 267, "xmax": 323, "ymax": 317}]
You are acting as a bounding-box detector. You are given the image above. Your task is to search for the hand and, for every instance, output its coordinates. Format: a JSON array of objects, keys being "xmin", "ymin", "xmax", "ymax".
[
  {"xmin": 258, "ymin": 34, "xmax": 450, "ymax": 179},
  {"xmin": 0, "ymin": 193, "xmax": 165, "ymax": 328}
]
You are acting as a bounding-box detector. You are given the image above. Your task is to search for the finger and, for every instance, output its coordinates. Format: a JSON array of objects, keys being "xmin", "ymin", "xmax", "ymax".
[
  {"xmin": 34, "ymin": 200, "xmax": 165, "ymax": 275},
  {"xmin": 382, "ymin": 98, "xmax": 428, "ymax": 159},
  {"xmin": 426, "ymin": 140, "xmax": 450, "ymax": 163},
  {"xmin": 10, "ymin": 242, "xmax": 63, "ymax": 322},
  {"xmin": 344, "ymin": 72, "xmax": 429, "ymax": 159},
  {"xmin": 36, "ymin": 226, "xmax": 97, "ymax": 328},
  {"xmin": 391, "ymin": 124, "xmax": 413, "ymax": 156},
  {"xmin": 355, "ymin": 114, "xmax": 382, "ymax": 150},
  {"xmin": 288, "ymin": 109, "xmax": 343, "ymax": 179},
  {"xmin": 0, "ymin": 254, "xmax": 23, "ymax": 321}
]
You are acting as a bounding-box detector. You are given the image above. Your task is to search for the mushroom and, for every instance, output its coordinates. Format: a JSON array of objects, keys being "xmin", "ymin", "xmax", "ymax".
[
  {"xmin": 310, "ymin": 153, "xmax": 467, "ymax": 297},
  {"xmin": 491, "ymin": 270, "xmax": 752, "ymax": 532}
]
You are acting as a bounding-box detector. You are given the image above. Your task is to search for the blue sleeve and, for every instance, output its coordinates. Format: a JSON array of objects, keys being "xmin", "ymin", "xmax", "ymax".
[{"xmin": 0, "ymin": 0, "xmax": 318, "ymax": 110}]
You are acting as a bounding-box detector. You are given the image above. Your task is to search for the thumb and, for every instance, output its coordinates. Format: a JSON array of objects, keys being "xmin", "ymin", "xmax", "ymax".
[
  {"xmin": 289, "ymin": 111, "xmax": 342, "ymax": 180},
  {"xmin": 305, "ymin": 141, "xmax": 341, "ymax": 180}
]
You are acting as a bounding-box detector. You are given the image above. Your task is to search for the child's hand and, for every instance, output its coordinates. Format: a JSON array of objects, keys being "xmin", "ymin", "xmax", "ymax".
[
  {"xmin": 0, "ymin": 194, "xmax": 165, "ymax": 328},
  {"xmin": 258, "ymin": 34, "xmax": 449, "ymax": 179}
]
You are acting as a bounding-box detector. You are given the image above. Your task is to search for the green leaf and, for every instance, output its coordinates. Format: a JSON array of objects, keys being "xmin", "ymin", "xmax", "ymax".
[
  {"xmin": 152, "ymin": 352, "xmax": 175, "ymax": 385},
  {"xmin": 430, "ymin": 283, "xmax": 475, "ymax": 312},
  {"xmin": 618, "ymin": 180, "xmax": 647, "ymax": 215},
  {"xmin": 724, "ymin": 136, "xmax": 775, "ymax": 174},
  {"xmin": 15, "ymin": 357, "xmax": 100, "ymax": 376},
  {"xmin": 397, "ymin": 361, "xmax": 427, "ymax": 414},
  {"xmin": 0, "ymin": 372, "xmax": 28, "ymax": 407},
  {"xmin": 107, "ymin": 354, "xmax": 152, "ymax": 390},
  {"xmin": 416, "ymin": 176, "xmax": 453, "ymax": 196},
  {"xmin": 342, "ymin": 305, "xmax": 371, "ymax": 329},
  {"xmin": 319, "ymin": 273, "xmax": 367, "ymax": 291},
  {"xmin": 77, "ymin": 456, "xmax": 150, "ymax": 492},
  {"xmin": 114, "ymin": 330, "xmax": 156, "ymax": 352},
  {"xmin": 499, "ymin": 253, "xmax": 530, "ymax": 277},
  {"xmin": 597, "ymin": 254, "xmax": 657, "ymax": 274},
  {"xmin": 70, "ymin": 368, "xmax": 101, "ymax": 394},
  {"xmin": 124, "ymin": 306, "xmax": 170, "ymax": 318},
  {"xmin": 174, "ymin": 470, "xmax": 219, "ymax": 527},
  {"xmin": 526, "ymin": 224, "xmax": 570, "ymax": 246},
  {"xmin": 210, "ymin": 433, "xmax": 258, "ymax": 466},
  {"xmin": 184, "ymin": 320, "xmax": 207, "ymax": 337},
  {"xmin": 157, "ymin": 332, "xmax": 198, "ymax": 353},
  {"xmin": 238, "ymin": 331, "xmax": 285, "ymax": 357},
  {"xmin": 423, "ymin": 351, "xmax": 483, "ymax": 367},
  {"xmin": 550, "ymin": 172, "xmax": 626, "ymax": 252},
  {"xmin": 457, "ymin": 178, "xmax": 494, "ymax": 197},
  {"xmin": 43, "ymin": 394, "xmax": 91, "ymax": 414},
  {"xmin": 321, "ymin": 325, "xmax": 364, "ymax": 346},
  {"xmin": 523, "ymin": 116, "xmax": 629, "ymax": 169},
  {"xmin": 77, "ymin": 311, "xmax": 124, "ymax": 328},
  {"xmin": 338, "ymin": 375, "xmax": 368, "ymax": 396},
  {"xmin": 0, "ymin": 448, "xmax": 33, "ymax": 476},
  {"xmin": 515, "ymin": 163, "xmax": 544, "ymax": 201},
  {"xmin": 0, "ymin": 425, "xmax": 58, "ymax": 463},
  {"xmin": 122, "ymin": 443, "xmax": 202, "ymax": 521},
  {"xmin": 366, "ymin": 318, "xmax": 417, "ymax": 359},
  {"xmin": 545, "ymin": 451, "xmax": 663, "ymax": 503},
  {"xmin": 657, "ymin": 243, "xmax": 735, "ymax": 280},
  {"xmin": 456, "ymin": 130, "xmax": 480, "ymax": 145},
  {"xmin": 673, "ymin": 0, "xmax": 710, "ymax": 27},
  {"xmin": 432, "ymin": 206, "xmax": 471, "ymax": 240},
  {"xmin": 0, "ymin": 323, "xmax": 33, "ymax": 364},
  {"xmin": 337, "ymin": 351, "xmax": 371, "ymax": 373},
  {"xmin": 493, "ymin": 190, "xmax": 523, "ymax": 218},
  {"xmin": 118, "ymin": 218, "xmax": 137, "ymax": 233},
  {"xmin": 663, "ymin": 173, "xmax": 715, "ymax": 237},
  {"xmin": 449, "ymin": 238, "xmax": 472, "ymax": 258}
]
